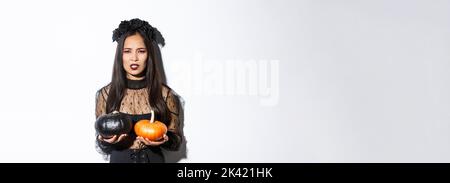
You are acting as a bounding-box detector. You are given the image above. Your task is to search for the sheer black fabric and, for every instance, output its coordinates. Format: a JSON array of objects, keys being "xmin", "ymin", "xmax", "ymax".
[{"xmin": 94, "ymin": 79, "xmax": 184, "ymax": 162}]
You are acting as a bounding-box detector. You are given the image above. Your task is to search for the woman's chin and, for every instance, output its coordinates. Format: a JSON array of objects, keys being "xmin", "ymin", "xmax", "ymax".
[{"xmin": 127, "ymin": 71, "xmax": 145, "ymax": 78}]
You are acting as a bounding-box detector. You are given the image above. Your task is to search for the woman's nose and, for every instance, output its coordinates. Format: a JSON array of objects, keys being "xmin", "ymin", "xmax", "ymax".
[{"xmin": 130, "ymin": 53, "xmax": 138, "ymax": 61}]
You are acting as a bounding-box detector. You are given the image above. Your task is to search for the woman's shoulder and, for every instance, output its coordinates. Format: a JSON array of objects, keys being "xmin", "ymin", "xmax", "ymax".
[
  {"xmin": 161, "ymin": 84, "xmax": 183, "ymax": 103},
  {"xmin": 96, "ymin": 83, "xmax": 112, "ymax": 96},
  {"xmin": 161, "ymin": 84, "xmax": 184, "ymax": 114},
  {"xmin": 161, "ymin": 83, "xmax": 172, "ymax": 95},
  {"xmin": 161, "ymin": 84, "xmax": 178, "ymax": 101}
]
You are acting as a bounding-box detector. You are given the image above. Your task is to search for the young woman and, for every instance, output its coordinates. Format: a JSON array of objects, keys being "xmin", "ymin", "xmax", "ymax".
[{"xmin": 95, "ymin": 18, "xmax": 183, "ymax": 163}]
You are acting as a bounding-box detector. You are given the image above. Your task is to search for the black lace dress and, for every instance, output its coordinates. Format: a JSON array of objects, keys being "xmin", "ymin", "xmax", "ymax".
[{"xmin": 94, "ymin": 78, "xmax": 183, "ymax": 163}]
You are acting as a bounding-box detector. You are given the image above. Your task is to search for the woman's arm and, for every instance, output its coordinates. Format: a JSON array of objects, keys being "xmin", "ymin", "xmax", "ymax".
[
  {"xmin": 94, "ymin": 86, "xmax": 115, "ymax": 155},
  {"xmin": 161, "ymin": 87, "xmax": 184, "ymax": 151}
]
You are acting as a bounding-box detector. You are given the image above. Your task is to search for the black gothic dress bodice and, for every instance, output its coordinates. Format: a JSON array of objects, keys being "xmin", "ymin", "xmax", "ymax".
[{"xmin": 94, "ymin": 78, "xmax": 183, "ymax": 163}]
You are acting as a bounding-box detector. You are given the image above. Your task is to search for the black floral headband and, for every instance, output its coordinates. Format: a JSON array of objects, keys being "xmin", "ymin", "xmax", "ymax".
[{"xmin": 112, "ymin": 18, "xmax": 165, "ymax": 46}]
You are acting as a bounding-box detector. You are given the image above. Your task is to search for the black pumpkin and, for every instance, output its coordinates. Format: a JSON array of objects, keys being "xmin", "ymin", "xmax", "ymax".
[{"xmin": 95, "ymin": 111, "xmax": 132, "ymax": 138}]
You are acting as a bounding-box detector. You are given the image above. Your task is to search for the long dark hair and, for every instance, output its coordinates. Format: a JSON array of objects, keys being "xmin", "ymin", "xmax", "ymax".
[{"xmin": 106, "ymin": 30, "xmax": 171, "ymax": 125}]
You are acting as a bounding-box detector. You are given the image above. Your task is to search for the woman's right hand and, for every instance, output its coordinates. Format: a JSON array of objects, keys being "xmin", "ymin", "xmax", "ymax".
[{"xmin": 98, "ymin": 134, "xmax": 128, "ymax": 144}]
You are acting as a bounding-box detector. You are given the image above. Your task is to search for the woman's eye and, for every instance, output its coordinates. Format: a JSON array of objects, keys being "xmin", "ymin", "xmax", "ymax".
[
  {"xmin": 123, "ymin": 50, "xmax": 131, "ymax": 53},
  {"xmin": 139, "ymin": 50, "xmax": 146, "ymax": 53}
]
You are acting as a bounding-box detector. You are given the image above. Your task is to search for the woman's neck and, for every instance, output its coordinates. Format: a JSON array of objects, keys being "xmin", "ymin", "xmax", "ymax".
[
  {"xmin": 126, "ymin": 74, "xmax": 145, "ymax": 81},
  {"xmin": 126, "ymin": 76, "xmax": 147, "ymax": 89}
]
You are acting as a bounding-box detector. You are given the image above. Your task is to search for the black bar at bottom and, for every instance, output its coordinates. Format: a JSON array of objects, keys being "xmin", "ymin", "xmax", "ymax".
[{"xmin": 0, "ymin": 163, "xmax": 449, "ymax": 182}]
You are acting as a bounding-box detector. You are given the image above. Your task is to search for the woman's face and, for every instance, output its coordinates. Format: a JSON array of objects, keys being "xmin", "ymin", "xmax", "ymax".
[{"xmin": 122, "ymin": 33, "xmax": 148, "ymax": 80}]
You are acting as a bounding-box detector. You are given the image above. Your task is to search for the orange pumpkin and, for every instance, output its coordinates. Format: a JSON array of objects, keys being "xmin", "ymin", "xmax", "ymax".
[{"xmin": 134, "ymin": 110, "xmax": 167, "ymax": 141}]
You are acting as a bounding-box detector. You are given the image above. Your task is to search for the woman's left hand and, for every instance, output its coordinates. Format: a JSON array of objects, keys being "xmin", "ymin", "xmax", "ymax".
[{"xmin": 136, "ymin": 134, "xmax": 169, "ymax": 146}]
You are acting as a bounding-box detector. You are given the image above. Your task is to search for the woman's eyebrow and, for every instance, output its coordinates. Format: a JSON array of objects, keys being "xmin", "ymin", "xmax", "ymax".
[{"xmin": 123, "ymin": 47, "xmax": 146, "ymax": 49}]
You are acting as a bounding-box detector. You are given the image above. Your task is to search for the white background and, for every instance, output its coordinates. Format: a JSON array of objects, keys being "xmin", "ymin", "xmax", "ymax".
[{"xmin": 0, "ymin": 0, "xmax": 449, "ymax": 162}]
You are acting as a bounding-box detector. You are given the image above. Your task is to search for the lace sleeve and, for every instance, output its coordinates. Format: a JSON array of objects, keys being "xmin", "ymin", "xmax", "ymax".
[
  {"xmin": 95, "ymin": 87, "xmax": 107, "ymax": 118},
  {"xmin": 161, "ymin": 86, "xmax": 184, "ymax": 151},
  {"xmin": 94, "ymin": 85, "xmax": 113, "ymax": 160}
]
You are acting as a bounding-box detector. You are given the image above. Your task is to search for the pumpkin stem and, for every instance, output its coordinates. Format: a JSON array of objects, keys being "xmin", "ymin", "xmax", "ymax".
[{"xmin": 150, "ymin": 110, "xmax": 155, "ymax": 123}]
